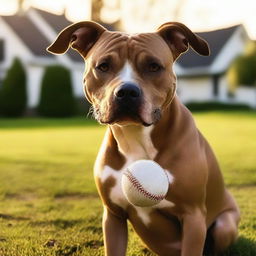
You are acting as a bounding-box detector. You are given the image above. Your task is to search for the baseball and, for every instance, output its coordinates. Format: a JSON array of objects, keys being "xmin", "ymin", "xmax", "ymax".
[{"xmin": 121, "ymin": 160, "xmax": 169, "ymax": 207}]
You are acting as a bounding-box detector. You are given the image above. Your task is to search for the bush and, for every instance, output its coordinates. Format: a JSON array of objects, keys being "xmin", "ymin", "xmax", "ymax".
[
  {"xmin": 76, "ymin": 97, "xmax": 92, "ymax": 116},
  {"xmin": 245, "ymin": 41, "xmax": 256, "ymax": 56},
  {"xmin": 38, "ymin": 65, "xmax": 75, "ymax": 117},
  {"xmin": 0, "ymin": 58, "xmax": 27, "ymax": 117},
  {"xmin": 186, "ymin": 101, "xmax": 252, "ymax": 112},
  {"xmin": 227, "ymin": 52, "xmax": 256, "ymax": 89}
]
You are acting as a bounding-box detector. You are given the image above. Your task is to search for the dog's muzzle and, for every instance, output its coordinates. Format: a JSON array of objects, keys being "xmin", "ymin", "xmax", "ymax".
[
  {"xmin": 96, "ymin": 83, "xmax": 159, "ymax": 126},
  {"xmin": 113, "ymin": 83, "xmax": 142, "ymax": 118}
]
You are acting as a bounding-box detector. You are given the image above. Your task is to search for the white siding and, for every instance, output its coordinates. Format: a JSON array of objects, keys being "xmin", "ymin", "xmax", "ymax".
[
  {"xmin": 234, "ymin": 86, "xmax": 256, "ymax": 108},
  {"xmin": 26, "ymin": 65, "xmax": 44, "ymax": 107},
  {"xmin": 218, "ymin": 76, "xmax": 229, "ymax": 102},
  {"xmin": 71, "ymin": 67, "xmax": 85, "ymax": 97},
  {"xmin": 177, "ymin": 77, "xmax": 213, "ymax": 103}
]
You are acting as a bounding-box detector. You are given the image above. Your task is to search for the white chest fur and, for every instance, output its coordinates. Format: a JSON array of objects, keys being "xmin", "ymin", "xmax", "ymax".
[{"xmin": 100, "ymin": 165, "xmax": 129, "ymax": 209}]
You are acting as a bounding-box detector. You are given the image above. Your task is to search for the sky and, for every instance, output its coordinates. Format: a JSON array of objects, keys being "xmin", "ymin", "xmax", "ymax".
[{"xmin": 0, "ymin": 0, "xmax": 255, "ymax": 39}]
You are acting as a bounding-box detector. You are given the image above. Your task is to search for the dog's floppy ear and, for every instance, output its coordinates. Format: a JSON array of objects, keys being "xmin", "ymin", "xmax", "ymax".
[
  {"xmin": 157, "ymin": 22, "xmax": 210, "ymax": 60},
  {"xmin": 47, "ymin": 21, "xmax": 106, "ymax": 58}
]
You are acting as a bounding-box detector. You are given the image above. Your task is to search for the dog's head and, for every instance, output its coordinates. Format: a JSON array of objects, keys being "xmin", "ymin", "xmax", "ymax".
[{"xmin": 47, "ymin": 21, "xmax": 209, "ymax": 126}]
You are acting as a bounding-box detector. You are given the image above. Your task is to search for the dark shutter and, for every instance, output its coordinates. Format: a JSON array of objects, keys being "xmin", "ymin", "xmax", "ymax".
[
  {"xmin": 212, "ymin": 74, "xmax": 220, "ymax": 97},
  {"xmin": 0, "ymin": 39, "xmax": 4, "ymax": 62}
]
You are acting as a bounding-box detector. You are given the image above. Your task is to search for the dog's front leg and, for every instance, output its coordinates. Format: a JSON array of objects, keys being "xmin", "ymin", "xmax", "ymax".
[
  {"xmin": 181, "ymin": 208, "xmax": 207, "ymax": 256},
  {"xmin": 103, "ymin": 206, "xmax": 128, "ymax": 256}
]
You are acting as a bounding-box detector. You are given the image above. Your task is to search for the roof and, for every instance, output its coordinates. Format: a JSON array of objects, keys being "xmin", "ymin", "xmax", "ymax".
[
  {"xmin": 35, "ymin": 9, "xmax": 82, "ymax": 62},
  {"xmin": 1, "ymin": 8, "xmax": 114, "ymax": 63},
  {"xmin": 35, "ymin": 9, "xmax": 115, "ymax": 62},
  {"xmin": 1, "ymin": 14, "xmax": 54, "ymax": 58},
  {"xmin": 177, "ymin": 25, "xmax": 241, "ymax": 69},
  {"xmin": 36, "ymin": 9, "xmax": 71, "ymax": 34}
]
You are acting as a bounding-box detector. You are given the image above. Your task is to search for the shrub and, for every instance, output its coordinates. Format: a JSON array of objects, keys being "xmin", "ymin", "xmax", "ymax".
[
  {"xmin": 38, "ymin": 65, "xmax": 75, "ymax": 117},
  {"xmin": 185, "ymin": 101, "xmax": 252, "ymax": 112},
  {"xmin": 76, "ymin": 97, "xmax": 92, "ymax": 116},
  {"xmin": 227, "ymin": 52, "xmax": 256, "ymax": 89},
  {"xmin": 245, "ymin": 41, "xmax": 256, "ymax": 56},
  {"xmin": 0, "ymin": 57, "xmax": 27, "ymax": 117}
]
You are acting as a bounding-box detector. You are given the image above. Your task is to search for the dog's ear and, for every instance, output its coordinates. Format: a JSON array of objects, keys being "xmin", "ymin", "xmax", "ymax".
[
  {"xmin": 157, "ymin": 22, "xmax": 210, "ymax": 60},
  {"xmin": 47, "ymin": 21, "xmax": 106, "ymax": 58}
]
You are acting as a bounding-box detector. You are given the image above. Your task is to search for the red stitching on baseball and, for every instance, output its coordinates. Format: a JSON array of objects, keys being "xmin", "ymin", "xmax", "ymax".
[{"xmin": 123, "ymin": 170, "xmax": 165, "ymax": 201}]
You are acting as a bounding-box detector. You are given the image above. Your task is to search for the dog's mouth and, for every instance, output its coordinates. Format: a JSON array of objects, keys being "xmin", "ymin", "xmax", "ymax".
[
  {"xmin": 101, "ymin": 113, "xmax": 153, "ymax": 127},
  {"xmin": 93, "ymin": 104, "xmax": 161, "ymax": 127}
]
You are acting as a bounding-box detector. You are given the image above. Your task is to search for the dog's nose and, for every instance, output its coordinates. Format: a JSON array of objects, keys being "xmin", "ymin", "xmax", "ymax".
[{"xmin": 114, "ymin": 83, "xmax": 141, "ymax": 102}]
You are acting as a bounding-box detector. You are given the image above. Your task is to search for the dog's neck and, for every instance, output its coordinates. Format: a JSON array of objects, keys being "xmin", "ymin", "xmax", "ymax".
[{"xmin": 110, "ymin": 124, "xmax": 157, "ymax": 162}]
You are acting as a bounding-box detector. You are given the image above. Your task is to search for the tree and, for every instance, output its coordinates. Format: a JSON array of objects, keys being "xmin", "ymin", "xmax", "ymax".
[
  {"xmin": 0, "ymin": 57, "xmax": 27, "ymax": 117},
  {"xmin": 38, "ymin": 65, "xmax": 75, "ymax": 117}
]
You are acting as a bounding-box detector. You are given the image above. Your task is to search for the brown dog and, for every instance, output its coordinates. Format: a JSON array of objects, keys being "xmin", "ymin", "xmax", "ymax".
[{"xmin": 48, "ymin": 21, "xmax": 240, "ymax": 256}]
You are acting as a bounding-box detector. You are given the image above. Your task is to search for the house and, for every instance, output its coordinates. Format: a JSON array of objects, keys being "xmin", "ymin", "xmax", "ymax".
[
  {"xmin": 175, "ymin": 24, "xmax": 255, "ymax": 108},
  {"xmin": 0, "ymin": 8, "xmax": 84, "ymax": 108},
  {"xmin": 0, "ymin": 8, "xmax": 254, "ymax": 110}
]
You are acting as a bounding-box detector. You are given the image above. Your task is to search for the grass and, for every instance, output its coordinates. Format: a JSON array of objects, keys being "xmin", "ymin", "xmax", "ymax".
[{"xmin": 0, "ymin": 112, "xmax": 255, "ymax": 256}]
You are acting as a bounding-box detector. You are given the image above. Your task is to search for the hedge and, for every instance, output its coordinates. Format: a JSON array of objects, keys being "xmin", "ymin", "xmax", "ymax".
[
  {"xmin": 185, "ymin": 101, "xmax": 252, "ymax": 112},
  {"xmin": 0, "ymin": 57, "xmax": 27, "ymax": 117},
  {"xmin": 227, "ymin": 50, "xmax": 256, "ymax": 89},
  {"xmin": 38, "ymin": 65, "xmax": 75, "ymax": 117}
]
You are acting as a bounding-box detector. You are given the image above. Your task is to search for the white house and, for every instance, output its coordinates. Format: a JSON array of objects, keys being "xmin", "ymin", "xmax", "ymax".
[
  {"xmin": 0, "ymin": 8, "xmax": 84, "ymax": 108},
  {"xmin": 0, "ymin": 8, "xmax": 255, "ymax": 110},
  {"xmin": 175, "ymin": 25, "xmax": 255, "ymax": 108}
]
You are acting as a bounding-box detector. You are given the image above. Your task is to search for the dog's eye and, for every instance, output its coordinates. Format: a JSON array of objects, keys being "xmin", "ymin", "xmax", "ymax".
[
  {"xmin": 96, "ymin": 62, "xmax": 110, "ymax": 72},
  {"xmin": 148, "ymin": 62, "xmax": 162, "ymax": 72}
]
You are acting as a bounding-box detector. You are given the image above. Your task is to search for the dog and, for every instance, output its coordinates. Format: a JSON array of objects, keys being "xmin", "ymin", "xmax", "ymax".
[{"xmin": 47, "ymin": 21, "xmax": 240, "ymax": 256}]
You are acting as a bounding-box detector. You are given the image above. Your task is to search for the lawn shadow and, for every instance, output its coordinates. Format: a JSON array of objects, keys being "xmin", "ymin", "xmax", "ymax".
[
  {"xmin": 0, "ymin": 213, "xmax": 30, "ymax": 221},
  {"xmin": 221, "ymin": 236, "xmax": 256, "ymax": 256},
  {"xmin": 0, "ymin": 117, "xmax": 99, "ymax": 129},
  {"xmin": 44, "ymin": 239, "xmax": 103, "ymax": 256},
  {"xmin": 204, "ymin": 235, "xmax": 256, "ymax": 256},
  {"xmin": 30, "ymin": 218, "xmax": 85, "ymax": 229}
]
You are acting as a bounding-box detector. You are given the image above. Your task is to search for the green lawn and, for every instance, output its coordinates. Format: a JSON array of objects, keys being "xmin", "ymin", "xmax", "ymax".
[{"xmin": 0, "ymin": 112, "xmax": 255, "ymax": 256}]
